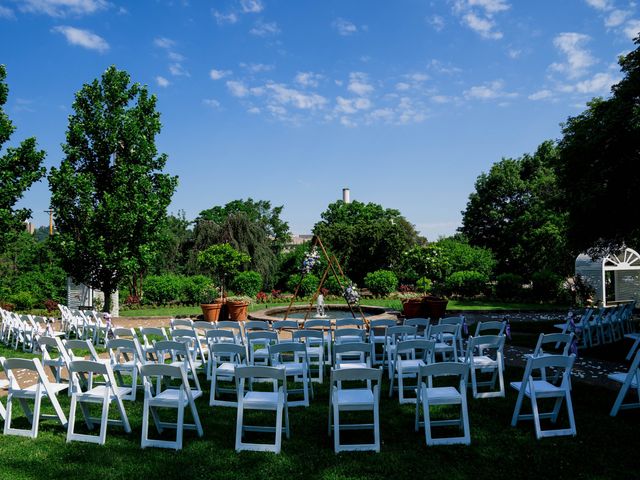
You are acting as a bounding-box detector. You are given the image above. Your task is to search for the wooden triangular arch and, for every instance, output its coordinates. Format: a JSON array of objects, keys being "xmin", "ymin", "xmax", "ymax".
[{"xmin": 284, "ymin": 235, "xmax": 367, "ymax": 323}]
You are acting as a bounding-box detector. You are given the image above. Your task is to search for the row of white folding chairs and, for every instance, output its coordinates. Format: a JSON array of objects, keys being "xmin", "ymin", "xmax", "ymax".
[
  {"xmin": 58, "ymin": 305, "xmax": 111, "ymax": 345},
  {"xmin": 0, "ymin": 309, "xmax": 63, "ymax": 352},
  {"xmin": 555, "ymin": 303, "xmax": 636, "ymax": 349}
]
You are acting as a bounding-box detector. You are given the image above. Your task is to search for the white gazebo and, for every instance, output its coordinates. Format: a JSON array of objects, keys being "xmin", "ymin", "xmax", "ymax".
[{"xmin": 575, "ymin": 248, "xmax": 640, "ymax": 306}]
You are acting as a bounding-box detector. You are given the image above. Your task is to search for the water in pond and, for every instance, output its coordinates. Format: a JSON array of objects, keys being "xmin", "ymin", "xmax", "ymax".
[{"xmin": 272, "ymin": 308, "xmax": 376, "ymax": 319}]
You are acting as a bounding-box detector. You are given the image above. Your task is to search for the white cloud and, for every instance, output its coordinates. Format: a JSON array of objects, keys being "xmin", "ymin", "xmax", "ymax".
[
  {"xmin": 453, "ymin": 0, "xmax": 509, "ymax": 40},
  {"xmin": 623, "ymin": 19, "xmax": 640, "ymax": 40},
  {"xmin": 332, "ymin": 17, "xmax": 358, "ymax": 36},
  {"xmin": 572, "ymin": 71, "xmax": 619, "ymax": 93},
  {"xmin": 347, "ymin": 72, "xmax": 374, "ymax": 96},
  {"xmin": 528, "ymin": 89, "xmax": 553, "ymax": 100},
  {"xmin": 266, "ymin": 83, "xmax": 327, "ymax": 110},
  {"xmin": 240, "ymin": 62, "xmax": 274, "ymax": 73},
  {"xmin": 226, "ymin": 80, "xmax": 249, "ymax": 97},
  {"xmin": 427, "ymin": 15, "xmax": 445, "ymax": 31},
  {"xmin": 0, "ymin": 5, "xmax": 15, "ymax": 18},
  {"xmin": 428, "ymin": 59, "xmax": 463, "ymax": 75},
  {"xmin": 550, "ymin": 32, "xmax": 596, "ymax": 78},
  {"xmin": 430, "ymin": 95, "xmax": 451, "ymax": 104},
  {"xmin": 156, "ymin": 76, "xmax": 170, "ymax": 88},
  {"xmin": 584, "ymin": 0, "xmax": 612, "ymax": 11},
  {"xmin": 605, "ymin": 9, "xmax": 631, "ymax": 27},
  {"xmin": 20, "ymin": 0, "xmax": 108, "ymax": 17},
  {"xmin": 240, "ymin": 0, "xmax": 263, "ymax": 13},
  {"xmin": 247, "ymin": 106, "xmax": 261, "ymax": 114},
  {"xmin": 395, "ymin": 82, "xmax": 411, "ymax": 91},
  {"xmin": 507, "ymin": 48, "xmax": 521, "ymax": 59},
  {"xmin": 153, "ymin": 37, "xmax": 174, "ymax": 49},
  {"xmin": 209, "ymin": 69, "xmax": 231, "ymax": 80},
  {"xmin": 335, "ymin": 96, "xmax": 372, "ymax": 114},
  {"xmin": 52, "ymin": 25, "xmax": 109, "ymax": 52},
  {"xmin": 464, "ymin": 79, "xmax": 517, "ymax": 99},
  {"xmin": 213, "ymin": 10, "xmax": 238, "ymax": 25},
  {"xmin": 249, "ymin": 20, "xmax": 280, "ymax": 36},
  {"xmin": 169, "ymin": 63, "xmax": 189, "ymax": 77},
  {"xmin": 408, "ymin": 73, "xmax": 428, "ymax": 82},
  {"xmin": 294, "ymin": 72, "xmax": 322, "ymax": 88},
  {"xmin": 203, "ymin": 98, "xmax": 221, "ymax": 109}
]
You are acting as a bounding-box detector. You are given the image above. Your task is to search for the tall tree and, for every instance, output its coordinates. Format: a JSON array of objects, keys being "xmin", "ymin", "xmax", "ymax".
[
  {"xmin": 313, "ymin": 200, "xmax": 422, "ymax": 283},
  {"xmin": 0, "ymin": 65, "xmax": 46, "ymax": 249},
  {"xmin": 460, "ymin": 141, "xmax": 571, "ymax": 278},
  {"xmin": 557, "ymin": 36, "xmax": 640, "ymax": 255},
  {"xmin": 49, "ymin": 66, "xmax": 178, "ymax": 312}
]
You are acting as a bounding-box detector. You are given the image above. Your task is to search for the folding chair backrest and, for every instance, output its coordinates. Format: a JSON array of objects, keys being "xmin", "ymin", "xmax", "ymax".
[
  {"xmin": 522, "ymin": 354, "xmax": 576, "ymax": 388},
  {"xmin": 170, "ymin": 318, "xmax": 193, "ymax": 330},
  {"xmin": 335, "ymin": 318, "xmax": 364, "ymax": 329},
  {"xmin": 334, "ymin": 328, "xmax": 366, "ymax": 343},
  {"xmin": 273, "ymin": 320, "xmax": 299, "ymax": 332},
  {"xmin": 69, "ymin": 359, "xmax": 109, "ymax": 376},
  {"xmin": 193, "ymin": 321, "xmax": 216, "ymax": 334},
  {"xmin": 304, "ymin": 319, "xmax": 331, "ymax": 330},
  {"xmin": 333, "ymin": 342, "xmax": 372, "ymax": 366},
  {"xmin": 419, "ymin": 361, "xmax": 469, "ymax": 380},
  {"xmin": 140, "ymin": 363, "xmax": 184, "ymax": 380},
  {"xmin": 113, "ymin": 327, "xmax": 137, "ymax": 339},
  {"xmin": 217, "ymin": 321, "xmax": 243, "ymax": 332},
  {"xmin": 140, "ymin": 327, "xmax": 169, "ymax": 346},
  {"xmin": 534, "ymin": 333, "xmax": 574, "ymax": 356},
  {"xmin": 386, "ymin": 325, "xmax": 417, "ymax": 343},
  {"xmin": 206, "ymin": 329, "xmax": 236, "ymax": 343},
  {"xmin": 331, "ymin": 366, "xmax": 382, "ymax": 384},
  {"xmin": 269, "ymin": 341, "xmax": 307, "ymax": 357},
  {"xmin": 64, "ymin": 339, "xmax": 100, "ymax": 360},
  {"xmin": 474, "ymin": 321, "xmax": 506, "ymax": 336},
  {"xmin": 246, "ymin": 330, "xmax": 278, "ymax": 343},
  {"xmin": 210, "ymin": 343, "xmax": 247, "ymax": 362},
  {"xmin": 467, "ymin": 334, "xmax": 505, "ymax": 352},
  {"xmin": 439, "ymin": 316, "xmax": 464, "ymax": 326},
  {"xmin": 292, "ymin": 329, "xmax": 324, "ymax": 343},
  {"xmin": 396, "ymin": 339, "xmax": 436, "ymax": 361},
  {"xmin": 430, "ymin": 323, "xmax": 459, "ymax": 338},
  {"xmin": 106, "ymin": 338, "xmax": 140, "ymax": 363},
  {"xmin": 244, "ymin": 321, "xmax": 271, "ymax": 332},
  {"xmin": 404, "ymin": 318, "xmax": 430, "ymax": 329},
  {"xmin": 235, "ymin": 365, "xmax": 286, "ymax": 382},
  {"xmin": 369, "ymin": 319, "xmax": 396, "ymax": 330},
  {"xmin": 38, "ymin": 336, "xmax": 70, "ymax": 362}
]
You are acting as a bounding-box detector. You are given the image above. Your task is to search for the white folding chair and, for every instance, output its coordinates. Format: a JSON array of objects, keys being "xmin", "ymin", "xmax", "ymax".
[
  {"xmin": 304, "ymin": 319, "xmax": 332, "ymax": 365},
  {"xmin": 389, "ymin": 339, "xmax": 435, "ymax": 403},
  {"xmin": 333, "ymin": 342, "xmax": 373, "ymax": 370},
  {"xmin": 139, "ymin": 326, "xmax": 170, "ymax": 361},
  {"xmin": 415, "ymin": 362, "xmax": 471, "ymax": 446},
  {"xmin": 38, "ymin": 336, "xmax": 72, "ymax": 384},
  {"xmin": 439, "ymin": 316, "xmax": 466, "ymax": 354},
  {"xmin": 269, "ymin": 342, "xmax": 314, "ymax": 407},
  {"xmin": 1, "ymin": 357, "xmax": 68, "ymax": 438},
  {"xmin": 106, "ymin": 338, "xmax": 142, "ymax": 401},
  {"xmin": 510, "ymin": 354, "xmax": 576, "ymax": 439},
  {"xmin": 369, "ymin": 319, "xmax": 396, "ymax": 366},
  {"xmin": 67, "ymin": 359, "xmax": 131, "ymax": 445},
  {"xmin": 64, "ymin": 338, "xmax": 101, "ymax": 362},
  {"xmin": 172, "ymin": 329, "xmax": 208, "ymax": 373},
  {"xmin": 209, "ymin": 343, "xmax": 247, "ymax": 407},
  {"xmin": 473, "ymin": 320, "xmax": 506, "ymax": 337},
  {"xmin": 216, "ymin": 321, "xmax": 244, "ymax": 345},
  {"xmin": 404, "ymin": 318, "xmax": 431, "ymax": 339},
  {"xmin": 273, "ymin": 320, "xmax": 299, "ymax": 339},
  {"xmin": 140, "ymin": 363, "xmax": 203, "ymax": 450},
  {"xmin": 334, "ymin": 328, "xmax": 366, "ymax": 346},
  {"xmin": 243, "ymin": 320, "xmax": 272, "ymax": 345},
  {"xmin": 462, "ymin": 335, "xmax": 505, "ymax": 399},
  {"xmin": 430, "ymin": 323, "xmax": 460, "ymax": 362},
  {"xmin": 246, "ymin": 330, "xmax": 278, "ymax": 366},
  {"xmin": 384, "ymin": 325, "xmax": 417, "ymax": 378},
  {"xmin": 170, "ymin": 318, "xmax": 194, "ymax": 331},
  {"xmin": 235, "ymin": 365, "xmax": 289, "ymax": 453},
  {"xmin": 608, "ymin": 348, "xmax": 640, "ymax": 416},
  {"xmin": 292, "ymin": 329, "xmax": 325, "ymax": 383},
  {"xmin": 328, "ymin": 367, "xmax": 382, "ymax": 453},
  {"xmin": 153, "ymin": 340, "xmax": 203, "ymax": 398}
]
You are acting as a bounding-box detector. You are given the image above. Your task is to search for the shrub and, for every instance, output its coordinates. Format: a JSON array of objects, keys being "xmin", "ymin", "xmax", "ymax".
[
  {"xmin": 531, "ymin": 270, "xmax": 562, "ymax": 302},
  {"xmin": 143, "ymin": 274, "xmax": 185, "ymax": 304},
  {"xmin": 231, "ymin": 271, "xmax": 263, "ymax": 297},
  {"xmin": 256, "ymin": 291, "xmax": 268, "ymax": 303},
  {"xmin": 287, "ymin": 273, "xmax": 320, "ymax": 297},
  {"xmin": 324, "ymin": 274, "xmax": 353, "ymax": 295},
  {"xmin": 496, "ymin": 273, "xmax": 524, "ymax": 300},
  {"xmin": 9, "ymin": 291, "xmax": 37, "ymax": 311},
  {"xmin": 364, "ymin": 270, "xmax": 398, "ymax": 296},
  {"xmin": 44, "ymin": 299, "xmax": 59, "ymax": 312},
  {"xmin": 416, "ymin": 277, "xmax": 433, "ymax": 294},
  {"xmin": 445, "ymin": 271, "xmax": 488, "ymax": 298},
  {"xmin": 184, "ymin": 275, "xmax": 216, "ymax": 304}
]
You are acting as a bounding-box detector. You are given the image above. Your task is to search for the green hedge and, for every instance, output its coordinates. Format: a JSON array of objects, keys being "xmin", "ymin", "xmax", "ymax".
[
  {"xmin": 231, "ymin": 271, "xmax": 263, "ymax": 297},
  {"xmin": 143, "ymin": 274, "xmax": 216, "ymax": 305},
  {"xmin": 364, "ymin": 269, "xmax": 398, "ymax": 296},
  {"xmin": 445, "ymin": 270, "xmax": 488, "ymax": 298}
]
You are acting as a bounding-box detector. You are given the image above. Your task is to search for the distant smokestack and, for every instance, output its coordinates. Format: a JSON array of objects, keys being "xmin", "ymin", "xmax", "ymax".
[{"xmin": 342, "ymin": 187, "xmax": 351, "ymax": 204}]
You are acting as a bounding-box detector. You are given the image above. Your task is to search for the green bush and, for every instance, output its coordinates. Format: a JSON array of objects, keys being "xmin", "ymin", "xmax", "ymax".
[
  {"xmin": 532, "ymin": 270, "xmax": 562, "ymax": 301},
  {"xmin": 9, "ymin": 291, "xmax": 37, "ymax": 310},
  {"xmin": 364, "ymin": 269, "xmax": 398, "ymax": 296},
  {"xmin": 496, "ymin": 273, "xmax": 524, "ymax": 300},
  {"xmin": 231, "ymin": 271, "xmax": 263, "ymax": 297},
  {"xmin": 323, "ymin": 275, "xmax": 352, "ymax": 295},
  {"xmin": 184, "ymin": 275, "xmax": 216, "ymax": 304},
  {"xmin": 143, "ymin": 274, "xmax": 185, "ymax": 304},
  {"xmin": 287, "ymin": 273, "xmax": 319, "ymax": 297},
  {"xmin": 416, "ymin": 277, "xmax": 433, "ymax": 294},
  {"xmin": 445, "ymin": 270, "xmax": 488, "ymax": 298}
]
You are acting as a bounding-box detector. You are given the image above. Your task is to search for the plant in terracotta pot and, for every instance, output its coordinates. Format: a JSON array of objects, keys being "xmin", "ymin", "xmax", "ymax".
[
  {"xmin": 226, "ymin": 295, "xmax": 253, "ymax": 321},
  {"xmin": 398, "ymin": 292, "xmax": 423, "ymax": 318},
  {"xmin": 197, "ymin": 284, "xmax": 222, "ymax": 322},
  {"xmin": 197, "ymin": 243, "xmax": 251, "ymax": 320}
]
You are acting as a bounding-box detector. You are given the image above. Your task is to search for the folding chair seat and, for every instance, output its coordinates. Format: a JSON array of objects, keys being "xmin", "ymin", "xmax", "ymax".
[
  {"xmin": 235, "ymin": 366, "xmax": 290, "ymax": 453},
  {"xmin": 430, "ymin": 324, "xmax": 460, "ymax": 362},
  {"xmin": 415, "ymin": 362, "xmax": 470, "ymax": 446},
  {"xmin": 328, "ymin": 367, "xmax": 382, "ymax": 453},
  {"xmin": 172, "ymin": 329, "xmax": 208, "ymax": 372},
  {"xmin": 608, "ymin": 348, "xmax": 640, "ymax": 416},
  {"xmin": 292, "ymin": 329, "xmax": 325, "ymax": 383},
  {"xmin": 389, "ymin": 339, "xmax": 435, "ymax": 403},
  {"xmin": 66, "ymin": 360, "xmax": 131, "ymax": 445},
  {"xmin": 209, "ymin": 343, "xmax": 247, "ymax": 407},
  {"xmin": 246, "ymin": 331, "xmax": 278, "ymax": 366},
  {"xmin": 38, "ymin": 336, "xmax": 72, "ymax": 384},
  {"xmin": 510, "ymin": 354, "xmax": 576, "ymax": 439},
  {"xmin": 140, "ymin": 363, "xmax": 203, "ymax": 450},
  {"xmin": 384, "ymin": 325, "xmax": 417, "ymax": 378},
  {"xmin": 368, "ymin": 319, "xmax": 396, "ymax": 366},
  {"xmin": 461, "ymin": 335, "xmax": 505, "ymax": 399},
  {"xmin": 139, "ymin": 327, "xmax": 169, "ymax": 362},
  {"xmin": 106, "ymin": 338, "xmax": 142, "ymax": 401},
  {"xmin": 269, "ymin": 342, "xmax": 313, "ymax": 407},
  {"xmin": 0, "ymin": 357, "xmax": 68, "ymax": 438},
  {"xmin": 304, "ymin": 319, "xmax": 332, "ymax": 365},
  {"xmin": 154, "ymin": 340, "xmax": 203, "ymax": 398}
]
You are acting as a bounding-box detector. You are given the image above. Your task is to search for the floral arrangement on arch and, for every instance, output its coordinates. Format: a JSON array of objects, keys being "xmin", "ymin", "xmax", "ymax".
[
  {"xmin": 301, "ymin": 246, "xmax": 321, "ymax": 274},
  {"xmin": 343, "ymin": 283, "xmax": 360, "ymax": 306}
]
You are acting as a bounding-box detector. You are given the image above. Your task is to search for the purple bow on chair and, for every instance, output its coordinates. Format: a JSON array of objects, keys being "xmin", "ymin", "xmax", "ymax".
[
  {"xmin": 569, "ymin": 337, "xmax": 578, "ymax": 356},
  {"xmin": 462, "ymin": 316, "xmax": 469, "ymax": 336},
  {"xmin": 505, "ymin": 321, "xmax": 511, "ymax": 340}
]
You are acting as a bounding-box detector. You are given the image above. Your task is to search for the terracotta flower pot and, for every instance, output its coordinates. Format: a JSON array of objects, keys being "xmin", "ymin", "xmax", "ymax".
[
  {"xmin": 402, "ymin": 299, "xmax": 424, "ymax": 318},
  {"xmin": 227, "ymin": 301, "xmax": 249, "ymax": 321},
  {"xmin": 200, "ymin": 303, "xmax": 222, "ymax": 322},
  {"xmin": 214, "ymin": 297, "xmax": 229, "ymax": 321},
  {"xmin": 423, "ymin": 296, "xmax": 448, "ymax": 321}
]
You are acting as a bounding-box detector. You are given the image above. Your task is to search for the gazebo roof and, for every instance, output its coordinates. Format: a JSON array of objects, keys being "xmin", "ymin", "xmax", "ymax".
[{"xmin": 576, "ymin": 247, "xmax": 640, "ymax": 272}]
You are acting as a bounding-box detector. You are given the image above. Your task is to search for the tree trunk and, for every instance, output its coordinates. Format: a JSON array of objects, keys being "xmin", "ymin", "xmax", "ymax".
[{"xmin": 103, "ymin": 282, "xmax": 113, "ymax": 313}]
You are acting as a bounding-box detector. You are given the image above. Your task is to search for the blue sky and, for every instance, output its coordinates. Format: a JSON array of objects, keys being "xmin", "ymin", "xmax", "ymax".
[{"xmin": 1, "ymin": 0, "xmax": 638, "ymax": 239}]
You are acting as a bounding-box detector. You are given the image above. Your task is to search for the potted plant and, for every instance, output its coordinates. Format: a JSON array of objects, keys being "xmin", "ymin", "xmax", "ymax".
[
  {"xmin": 399, "ymin": 292, "xmax": 424, "ymax": 318},
  {"xmin": 198, "ymin": 284, "xmax": 222, "ymax": 322},
  {"xmin": 197, "ymin": 243, "xmax": 251, "ymax": 321},
  {"xmin": 226, "ymin": 295, "xmax": 253, "ymax": 321}
]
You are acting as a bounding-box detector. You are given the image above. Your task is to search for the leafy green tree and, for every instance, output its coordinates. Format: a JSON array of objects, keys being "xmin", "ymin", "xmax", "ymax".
[
  {"xmin": 460, "ymin": 141, "xmax": 571, "ymax": 278},
  {"xmin": 313, "ymin": 200, "xmax": 422, "ymax": 283},
  {"xmin": 48, "ymin": 66, "xmax": 178, "ymax": 312},
  {"xmin": 399, "ymin": 244, "xmax": 450, "ymax": 285},
  {"xmin": 557, "ymin": 36, "xmax": 640, "ymax": 254},
  {"xmin": 150, "ymin": 211, "xmax": 193, "ymax": 275},
  {"xmin": 435, "ymin": 235, "xmax": 495, "ymax": 278},
  {"xmin": 197, "ymin": 243, "xmax": 250, "ymax": 296},
  {"xmin": 0, "ymin": 65, "xmax": 46, "ymax": 248}
]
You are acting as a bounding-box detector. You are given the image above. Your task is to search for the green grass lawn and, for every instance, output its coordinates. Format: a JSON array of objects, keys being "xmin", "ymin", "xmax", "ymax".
[
  {"xmin": 0, "ymin": 343, "xmax": 637, "ymax": 480},
  {"xmin": 119, "ymin": 299, "xmax": 568, "ymax": 318}
]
